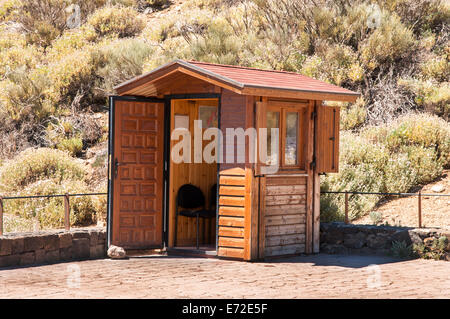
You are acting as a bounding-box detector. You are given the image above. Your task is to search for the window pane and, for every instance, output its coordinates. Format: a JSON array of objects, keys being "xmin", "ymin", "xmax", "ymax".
[
  {"xmin": 285, "ymin": 112, "xmax": 298, "ymax": 165},
  {"xmin": 266, "ymin": 111, "xmax": 279, "ymax": 165}
]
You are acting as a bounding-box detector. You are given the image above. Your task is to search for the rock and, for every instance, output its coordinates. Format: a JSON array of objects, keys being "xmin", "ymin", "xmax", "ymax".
[
  {"xmin": 343, "ymin": 232, "xmax": 366, "ymax": 249},
  {"xmin": 90, "ymin": 245, "xmax": 105, "ymax": 259},
  {"xmin": 24, "ymin": 236, "xmax": 45, "ymax": 252},
  {"xmin": 107, "ymin": 245, "xmax": 126, "ymax": 259},
  {"xmin": 44, "ymin": 234, "xmax": 59, "ymax": 251},
  {"xmin": 431, "ymin": 185, "xmax": 445, "ymax": 193},
  {"xmin": 59, "ymin": 233, "xmax": 72, "ymax": 249},
  {"xmin": 367, "ymin": 233, "xmax": 389, "ymax": 249},
  {"xmin": 72, "ymin": 238, "xmax": 90, "ymax": 259},
  {"xmin": 19, "ymin": 252, "xmax": 35, "ymax": 265},
  {"xmin": 0, "ymin": 239, "xmax": 12, "ymax": 256}
]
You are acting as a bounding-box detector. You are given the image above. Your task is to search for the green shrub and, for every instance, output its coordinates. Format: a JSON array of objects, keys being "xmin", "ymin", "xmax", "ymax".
[
  {"xmin": 339, "ymin": 98, "xmax": 367, "ymax": 130},
  {"xmin": 360, "ymin": 13, "xmax": 415, "ymax": 70},
  {"xmin": 46, "ymin": 46, "xmax": 98, "ymax": 107},
  {"xmin": 56, "ymin": 137, "xmax": 83, "ymax": 156},
  {"xmin": 320, "ymin": 113, "xmax": 450, "ymax": 221},
  {"xmin": 87, "ymin": 5, "xmax": 145, "ymax": 38},
  {"xmin": 92, "ymin": 38, "xmax": 153, "ymax": 97},
  {"xmin": 0, "ymin": 148, "xmax": 86, "ymax": 193},
  {"xmin": 413, "ymin": 236, "xmax": 448, "ymax": 260},
  {"xmin": 0, "ymin": 69, "xmax": 55, "ymax": 124},
  {"xmin": 369, "ymin": 211, "xmax": 383, "ymax": 225},
  {"xmin": 4, "ymin": 179, "xmax": 97, "ymax": 229},
  {"xmin": 390, "ymin": 240, "xmax": 414, "ymax": 259}
]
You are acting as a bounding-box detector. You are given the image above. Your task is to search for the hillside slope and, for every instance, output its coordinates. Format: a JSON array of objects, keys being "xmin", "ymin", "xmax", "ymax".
[{"xmin": 354, "ymin": 170, "xmax": 450, "ymax": 228}]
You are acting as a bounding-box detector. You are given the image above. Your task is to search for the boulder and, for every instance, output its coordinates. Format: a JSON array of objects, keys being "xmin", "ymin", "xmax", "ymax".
[{"xmin": 107, "ymin": 245, "xmax": 126, "ymax": 259}]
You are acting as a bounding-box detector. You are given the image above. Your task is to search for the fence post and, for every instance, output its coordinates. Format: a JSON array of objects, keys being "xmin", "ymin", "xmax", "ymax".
[
  {"xmin": 418, "ymin": 191, "xmax": 422, "ymax": 228},
  {"xmin": 344, "ymin": 192, "xmax": 349, "ymax": 224},
  {"xmin": 64, "ymin": 193, "xmax": 70, "ymax": 231},
  {"xmin": 0, "ymin": 196, "xmax": 3, "ymax": 236}
]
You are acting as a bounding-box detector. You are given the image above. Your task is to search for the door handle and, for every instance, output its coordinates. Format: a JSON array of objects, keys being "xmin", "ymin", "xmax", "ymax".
[{"xmin": 114, "ymin": 158, "xmax": 126, "ymax": 178}]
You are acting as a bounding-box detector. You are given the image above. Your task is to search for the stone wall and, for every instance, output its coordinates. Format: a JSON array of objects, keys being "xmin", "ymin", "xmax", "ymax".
[
  {"xmin": 0, "ymin": 227, "xmax": 106, "ymax": 268},
  {"xmin": 320, "ymin": 222, "xmax": 450, "ymax": 260}
]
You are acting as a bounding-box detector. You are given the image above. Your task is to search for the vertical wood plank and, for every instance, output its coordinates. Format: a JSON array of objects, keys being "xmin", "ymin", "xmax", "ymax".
[
  {"xmin": 0, "ymin": 197, "xmax": 3, "ymax": 236},
  {"xmin": 305, "ymin": 100, "xmax": 314, "ymax": 254},
  {"xmin": 64, "ymin": 193, "xmax": 70, "ymax": 231},
  {"xmin": 313, "ymin": 172, "xmax": 320, "ymax": 253},
  {"xmin": 418, "ymin": 191, "xmax": 422, "ymax": 228},
  {"xmin": 258, "ymin": 176, "xmax": 266, "ymax": 259},
  {"xmin": 244, "ymin": 167, "xmax": 252, "ymax": 260}
]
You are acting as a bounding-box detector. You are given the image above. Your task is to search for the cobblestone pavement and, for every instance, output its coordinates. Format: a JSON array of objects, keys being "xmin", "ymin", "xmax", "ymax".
[{"xmin": 0, "ymin": 254, "xmax": 449, "ymax": 298}]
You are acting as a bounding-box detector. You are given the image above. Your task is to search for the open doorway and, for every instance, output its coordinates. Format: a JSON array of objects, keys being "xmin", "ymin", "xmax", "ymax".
[{"xmin": 167, "ymin": 98, "xmax": 219, "ymax": 254}]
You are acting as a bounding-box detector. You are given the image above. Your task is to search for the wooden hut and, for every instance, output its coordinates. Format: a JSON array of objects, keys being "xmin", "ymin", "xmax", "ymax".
[{"xmin": 107, "ymin": 60, "xmax": 359, "ymax": 260}]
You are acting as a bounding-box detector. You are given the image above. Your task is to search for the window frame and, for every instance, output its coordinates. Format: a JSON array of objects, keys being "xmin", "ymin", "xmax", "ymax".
[{"xmin": 266, "ymin": 101, "xmax": 307, "ymax": 172}]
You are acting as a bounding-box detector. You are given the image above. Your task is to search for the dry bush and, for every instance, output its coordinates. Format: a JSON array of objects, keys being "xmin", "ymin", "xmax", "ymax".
[{"xmin": 87, "ymin": 5, "xmax": 145, "ymax": 38}]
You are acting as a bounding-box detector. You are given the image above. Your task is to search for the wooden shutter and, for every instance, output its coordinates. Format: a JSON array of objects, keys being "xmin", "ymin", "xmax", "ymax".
[{"xmin": 317, "ymin": 106, "xmax": 339, "ymax": 173}]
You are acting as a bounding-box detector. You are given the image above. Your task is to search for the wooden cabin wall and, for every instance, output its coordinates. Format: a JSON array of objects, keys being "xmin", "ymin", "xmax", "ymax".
[
  {"xmin": 219, "ymin": 89, "xmax": 250, "ymax": 171},
  {"xmin": 217, "ymin": 168, "xmax": 246, "ymax": 259},
  {"xmin": 168, "ymin": 99, "xmax": 217, "ymax": 247},
  {"xmin": 259, "ymin": 175, "xmax": 307, "ymax": 257}
]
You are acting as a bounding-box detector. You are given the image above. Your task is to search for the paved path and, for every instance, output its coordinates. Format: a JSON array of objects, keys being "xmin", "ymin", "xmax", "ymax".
[{"xmin": 0, "ymin": 254, "xmax": 449, "ymax": 298}]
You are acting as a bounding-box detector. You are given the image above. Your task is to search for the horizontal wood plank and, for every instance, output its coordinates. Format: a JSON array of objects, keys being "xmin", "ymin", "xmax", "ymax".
[
  {"xmin": 218, "ymin": 226, "xmax": 244, "ymax": 238},
  {"xmin": 266, "ymin": 176, "xmax": 307, "ymax": 186},
  {"xmin": 264, "ymin": 204, "xmax": 306, "ymax": 216},
  {"xmin": 219, "ymin": 185, "xmax": 245, "ymax": 196},
  {"xmin": 265, "ymin": 194, "xmax": 306, "ymax": 206},
  {"xmin": 219, "ymin": 216, "xmax": 245, "ymax": 227},
  {"xmin": 219, "ymin": 175, "xmax": 245, "ymax": 186},
  {"xmin": 219, "ymin": 196, "xmax": 245, "ymax": 207},
  {"xmin": 265, "ymin": 214, "xmax": 306, "ymax": 226},
  {"xmin": 218, "ymin": 247, "xmax": 244, "ymax": 259},
  {"xmin": 219, "ymin": 167, "xmax": 246, "ymax": 176},
  {"xmin": 219, "ymin": 206, "xmax": 245, "ymax": 217},
  {"xmin": 265, "ymin": 234, "xmax": 306, "ymax": 247},
  {"xmin": 218, "ymin": 236, "xmax": 245, "ymax": 248},
  {"xmin": 264, "ymin": 243, "xmax": 305, "ymax": 257},
  {"xmin": 265, "ymin": 224, "xmax": 305, "ymax": 236},
  {"xmin": 266, "ymin": 185, "xmax": 306, "ymax": 195}
]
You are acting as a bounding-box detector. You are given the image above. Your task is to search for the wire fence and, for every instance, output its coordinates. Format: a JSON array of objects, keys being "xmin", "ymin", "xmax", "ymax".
[
  {"xmin": 321, "ymin": 190, "xmax": 450, "ymax": 227},
  {"xmin": 0, "ymin": 192, "xmax": 107, "ymax": 236}
]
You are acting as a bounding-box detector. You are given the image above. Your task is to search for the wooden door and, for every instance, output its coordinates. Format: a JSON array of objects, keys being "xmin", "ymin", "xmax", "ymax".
[{"xmin": 111, "ymin": 99, "xmax": 165, "ymax": 249}]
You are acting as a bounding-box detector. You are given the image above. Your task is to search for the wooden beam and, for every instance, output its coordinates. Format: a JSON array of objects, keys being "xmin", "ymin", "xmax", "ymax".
[
  {"xmin": 305, "ymin": 100, "xmax": 315, "ymax": 254},
  {"xmin": 242, "ymin": 87, "xmax": 359, "ymax": 102},
  {"xmin": 258, "ymin": 176, "xmax": 266, "ymax": 259}
]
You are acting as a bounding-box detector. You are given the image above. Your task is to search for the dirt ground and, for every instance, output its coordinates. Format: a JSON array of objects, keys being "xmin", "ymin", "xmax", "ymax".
[{"xmin": 354, "ymin": 170, "xmax": 450, "ymax": 228}]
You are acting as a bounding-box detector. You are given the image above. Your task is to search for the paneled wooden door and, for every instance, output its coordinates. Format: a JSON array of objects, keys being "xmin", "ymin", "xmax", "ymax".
[{"xmin": 111, "ymin": 98, "xmax": 165, "ymax": 249}]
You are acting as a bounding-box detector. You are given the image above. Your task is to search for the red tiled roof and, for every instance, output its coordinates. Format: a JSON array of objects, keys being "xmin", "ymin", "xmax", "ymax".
[
  {"xmin": 114, "ymin": 59, "xmax": 360, "ymax": 100},
  {"xmin": 188, "ymin": 60, "xmax": 358, "ymax": 96}
]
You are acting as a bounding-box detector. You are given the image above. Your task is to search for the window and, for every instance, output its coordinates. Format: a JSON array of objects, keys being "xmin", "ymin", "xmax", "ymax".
[{"xmin": 265, "ymin": 102, "xmax": 305, "ymax": 170}]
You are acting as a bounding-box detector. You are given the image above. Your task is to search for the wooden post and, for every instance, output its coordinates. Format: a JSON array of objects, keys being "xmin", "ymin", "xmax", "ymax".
[
  {"xmin": 344, "ymin": 192, "xmax": 349, "ymax": 224},
  {"xmin": 0, "ymin": 197, "xmax": 3, "ymax": 236},
  {"xmin": 64, "ymin": 193, "xmax": 70, "ymax": 231},
  {"xmin": 418, "ymin": 191, "xmax": 422, "ymax": 228}
]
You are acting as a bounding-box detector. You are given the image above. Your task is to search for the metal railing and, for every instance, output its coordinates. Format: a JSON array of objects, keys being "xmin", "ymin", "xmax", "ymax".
[
  {"xmin": 0, "ymin": 192, "xmax": 107, "ymax": 236},
  {"xmin": 0, "ymin": 189, "xmax": 448, "ymax": 235},
  {"xmin": 321, "ymin": 190, "xmax": 450, "ymax": 227}
]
